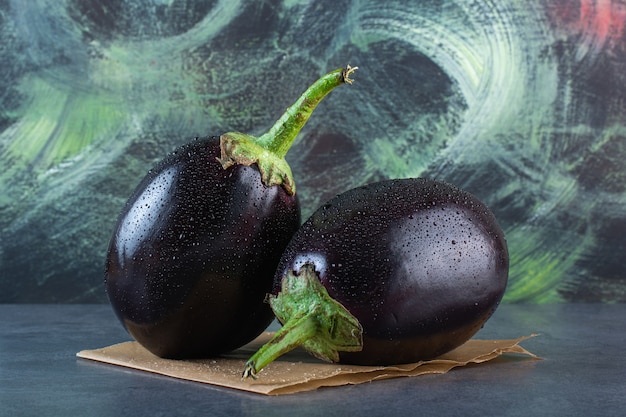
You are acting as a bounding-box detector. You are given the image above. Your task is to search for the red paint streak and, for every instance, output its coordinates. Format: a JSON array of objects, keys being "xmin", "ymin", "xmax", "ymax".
[
  {"xmin": 580, "ymin": 0, "xmax": 625, "ymax": 42},
  {"xmin": 549, "ymin": 0, "xmax": 626, "ymax": 42},
  {"xmin": 547, "ymin": 0, "xmax": 626, "ymax": 60}
]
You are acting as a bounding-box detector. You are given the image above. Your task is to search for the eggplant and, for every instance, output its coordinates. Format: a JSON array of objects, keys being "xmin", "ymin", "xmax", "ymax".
[
  {"xmin": 244, "ymin": 178, "xmax": 508, "ymax": 377},
  {"xmin": 105, "ymin": 66, "xmax": 358, "ymax": 359}
]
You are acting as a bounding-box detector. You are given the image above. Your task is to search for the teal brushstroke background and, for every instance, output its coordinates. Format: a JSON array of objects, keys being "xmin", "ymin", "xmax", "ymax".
[{"xmin": 1, "ymin": 0, "xmax": 625, "ymax": 303}]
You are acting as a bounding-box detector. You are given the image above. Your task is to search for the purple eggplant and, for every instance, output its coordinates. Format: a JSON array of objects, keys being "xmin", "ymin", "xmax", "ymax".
[
  {"xmin": 244, "ymin": 178, "xmax": 508, "ymax": 377},
  {"xmin": 105, "ymin": 66, "xmax": 358, "ymax": 359}
]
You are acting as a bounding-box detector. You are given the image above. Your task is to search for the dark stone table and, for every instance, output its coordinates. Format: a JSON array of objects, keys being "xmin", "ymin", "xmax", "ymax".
[{"xmin": 1, "ymin": 304, "xmax": 624, "ymax": 416}]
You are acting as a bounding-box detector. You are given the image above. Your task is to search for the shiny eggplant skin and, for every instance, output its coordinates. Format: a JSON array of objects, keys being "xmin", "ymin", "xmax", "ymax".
[
  {"xmin": 105, "ymin": 136, "xmax": 300, "ymax": 359},
  {"xmin": 273, "ymin": 178, "xmax": 508, "ymax": 365}
]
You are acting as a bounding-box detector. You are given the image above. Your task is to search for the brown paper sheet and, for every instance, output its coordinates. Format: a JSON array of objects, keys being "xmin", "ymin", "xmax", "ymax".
[{"xmin": 77, "ymin": 332, "xmax": 538, "ymax": 395}]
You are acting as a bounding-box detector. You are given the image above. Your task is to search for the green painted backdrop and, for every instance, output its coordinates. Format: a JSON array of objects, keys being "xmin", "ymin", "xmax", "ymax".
[{"xmin": 1, "ymin": 0, "xmax": 625, "ymax": 303}]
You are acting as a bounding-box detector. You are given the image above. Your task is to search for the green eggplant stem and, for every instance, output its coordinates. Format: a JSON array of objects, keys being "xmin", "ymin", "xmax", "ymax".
[
  {"xmin": 242, "ymin": 310, "xmax": 319, "ymax": 379},
  {"xmin": 243, "ymin": 263, "xmax": 363, "ymax": 379},
  {"xmin": 256, "ymin": 65, "xmax": 358, "ymax": 158},
  {"xmin": 218, "ymin": 65, "xmax": 358, "ymax": 195}
]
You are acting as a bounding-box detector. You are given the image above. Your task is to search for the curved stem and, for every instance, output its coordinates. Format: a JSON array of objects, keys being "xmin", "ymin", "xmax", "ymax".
[
  {"xmin": 243, "ymin": 264, "xmax": 363, "ymax": 379},
  {"xmin": 243, "ymin": 311, "xmax": 318, "ymax": 379},
  {"xmin": 218, "ymin": 65, "xmax": 358, "ymax": 195},
  {"xmin": 256, "ymin": 65, "xmax": 358, "ymax": 158}
]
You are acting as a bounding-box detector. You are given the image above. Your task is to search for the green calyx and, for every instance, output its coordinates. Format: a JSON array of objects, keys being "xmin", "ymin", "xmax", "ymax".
[
  {"xmin": 217, "ymin": 65, "xmax": 358, "ymax": 195},
  {"xmin": 218, "ymin": 131, "xmax": 295, "ymax": 194},
  {"xmin": 242, "ymin": 263, "xmax": 363, "ymax": 379}
]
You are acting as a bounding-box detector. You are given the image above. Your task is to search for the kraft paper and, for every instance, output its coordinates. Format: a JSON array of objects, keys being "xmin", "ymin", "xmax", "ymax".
[{"xmin": 77, "ymin": 333, "xmax": 538, "ymax": 395}]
